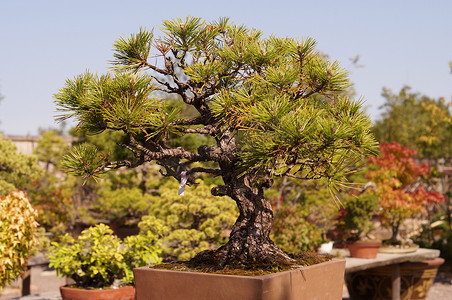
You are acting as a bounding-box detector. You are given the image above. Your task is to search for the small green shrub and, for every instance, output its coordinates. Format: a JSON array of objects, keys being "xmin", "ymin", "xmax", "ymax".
[
  {"xmin": 271, "ymin": 205, "xmax": 323, "ymax": 253},
  {"xmin": 48, "ymin": 223, "xmax": 162, "ymax": 288},
  {"xmin": 0, "ymin": 191, "xmax": 39, "ymax": 288},
  {"xmin": 141, "ymin": 181, "xmax": 238, "ymax": 261},
  {"xmin": 343, "ymin": 192, "xmax": 379, "ymax": 240}
]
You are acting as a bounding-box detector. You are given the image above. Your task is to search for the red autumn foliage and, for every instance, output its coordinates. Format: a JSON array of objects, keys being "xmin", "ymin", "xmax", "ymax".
[{"xmin": 366, "ymin": 142, "xmax": 444, "ymax": 242}]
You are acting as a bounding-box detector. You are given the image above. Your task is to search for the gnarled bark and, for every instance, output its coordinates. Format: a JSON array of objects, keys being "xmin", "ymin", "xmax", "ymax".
[{"xmin": 192, "ymin": 172, "xmax": 293, "ymax": 268}]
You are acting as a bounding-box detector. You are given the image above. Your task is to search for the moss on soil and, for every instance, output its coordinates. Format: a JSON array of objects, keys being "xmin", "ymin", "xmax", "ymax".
[{"xmin": 151, "ymin": 251, "xmax": 332, "ymax": 276}]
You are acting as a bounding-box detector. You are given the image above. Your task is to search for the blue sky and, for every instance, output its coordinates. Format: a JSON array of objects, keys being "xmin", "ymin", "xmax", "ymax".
[{"xmin": 0, "ymin": 0, "xmax": 451, "ymax": 135}]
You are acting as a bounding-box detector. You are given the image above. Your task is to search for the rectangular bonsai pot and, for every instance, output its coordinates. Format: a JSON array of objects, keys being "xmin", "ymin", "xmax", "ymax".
[{"xmin": 133, "ymin": 259, "xmax": 345, "ymax": 300}]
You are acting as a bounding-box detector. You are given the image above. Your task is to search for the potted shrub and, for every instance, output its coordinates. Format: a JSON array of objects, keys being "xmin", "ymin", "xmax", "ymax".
[
  {"xmin": 47, "ymin": 223, "xmax": 161, "ymax": 300},
  {"xmin": 0, "ymin": 191, "xmax": 39, "ymax": 290},
  {"xmin": 365, "ymin": 142, "xmax": 444, "ymax": 252},
  {"xmin": 54, "ymin": 16, "xmax": 378, "ymax": 299},
  {"xmin": 342, "ymin": 192, "xmax": 381, "ymax": 258}
]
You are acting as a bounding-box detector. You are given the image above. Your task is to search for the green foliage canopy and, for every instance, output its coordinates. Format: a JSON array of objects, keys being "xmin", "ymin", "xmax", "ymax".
[
  {"xmin": 271, "ymin": 205, "xmax": 323, "ymax": 253},
  {"xmin": 54, "ymin": 16, "xmax": 378, "ymax": 266},
  {"xmin": 34, "ymin": 131, "xmax": 70, "ymax": 171},
  {"xmin": 26, "ymin": 132, "xmax": 80, "ymax": 235},
  {"xmin": 343, "ymin": 192, "xmax": 379, "ymax": 240},
  {"xmin": 139, "ymin": 180, "xmax": 238, "ymax": 261},
  {"xmin": 373, "ymin": 87, "xmax": 452, "ymax": 158},
  {"xmin": 55, "ymin": 16, "xmax": 377, "ymax": 193},
  {"xmin": 48, "ymin": 223, "xmax": 162, "ymax": 288},
  {"xmin": 0, "ymin": 135, "xmax": 42, "ymax": 195}
]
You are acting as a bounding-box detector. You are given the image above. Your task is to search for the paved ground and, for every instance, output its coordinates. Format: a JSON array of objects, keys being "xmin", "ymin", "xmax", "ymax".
[
  {"xmin": 0, "ymin": 265, "xmax": 65, "ymax": 300},
  {"xmin": 342, "ymin": 282, "xmax": 452, "ymax": 300},
  {"xmin": 342, "ymin": 271, "xmax": 452, "ymax": 300},
  {"xmin": 1, "ymin": 265, "xmax": 451, "ymax": 299},
  {"xmin": 424, "ymin": 272, "xmax": 452, "ymax": 300}
]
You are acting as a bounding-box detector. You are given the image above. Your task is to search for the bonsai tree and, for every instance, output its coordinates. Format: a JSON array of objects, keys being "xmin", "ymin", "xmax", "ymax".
[
  {"xmin": 342, "ymin": 192, "xmax": 379, "ymax": 241},
  {"xmin": 366, "ymin": 142, "xmax": 444, "ymax": 244},
  {"xmin": 55, "ymin": 17, "xmax": 377, "ymax": 269},
  {"xmin": 48, "ymin": 223, "xmax": 162, "ymax": 288},
  {"xmin": 0, "ymin": 191, "xmax": 38, "ymax": 288}
]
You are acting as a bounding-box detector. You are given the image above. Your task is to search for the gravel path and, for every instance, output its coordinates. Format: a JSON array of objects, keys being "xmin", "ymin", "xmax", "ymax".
[{"xmin": 425, "ymin": 272, "xmax": 452, "ymax": 300}]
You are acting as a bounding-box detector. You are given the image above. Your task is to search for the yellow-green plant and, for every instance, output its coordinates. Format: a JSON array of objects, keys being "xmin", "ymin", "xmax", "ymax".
[
  {"xmin": 140, "ymin": 181, "xmax": 238, "ymax": 261},
  {"xmin": 48, "ymin": 223, "xmax": 162, "ymax": 288},
  {"xmin": 0, "ymin": 136, "xmax": 42, "ymax": 196},
  {"xmin": 342, "ymin": 192, "xmax": 379, "ymax": 241},
  {"xmin": 0, "ymin": 191, "xmax": 39, "ymax": 288},
  {"xmin": 271, "ymin": 205, "xmax": 323, "ymax": 253}
]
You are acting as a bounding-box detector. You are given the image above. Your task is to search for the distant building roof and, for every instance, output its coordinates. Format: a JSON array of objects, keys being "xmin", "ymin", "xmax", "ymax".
[{"xmin": 1, "ymin": 134, "xmax": 74, "ymax": 155}]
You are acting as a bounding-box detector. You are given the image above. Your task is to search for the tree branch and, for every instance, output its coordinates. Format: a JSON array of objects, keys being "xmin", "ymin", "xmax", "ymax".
[
  {"xmin": 211, "ymin": 185, "xmax": 232, "ymax": 197},
  {"xmin": 174, "ymin": 115, "xmax": 210, "ymax": 126},
  {"xmin": 143, "ymin": 61, "xmax": 170, "ymax": 76},
  {"xmin": 187, "ymin": 167, "xmax": 222, "ymax": 176},
  {"xmin": 125, "ymin": 130, "xmax": 210, "ymax": 163},
  {"xmin": 176, "ymin": 125, "xmax": 216, "ymax": 135},
  {"xmin": 277, "ymin": 172, "xmax": 324, "ymax": 180}
]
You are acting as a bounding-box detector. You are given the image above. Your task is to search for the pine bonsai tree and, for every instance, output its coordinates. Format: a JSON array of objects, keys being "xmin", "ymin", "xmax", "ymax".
[{"xmin": 55, "ymin": 17, "xmax": 377, "ymax": 269}]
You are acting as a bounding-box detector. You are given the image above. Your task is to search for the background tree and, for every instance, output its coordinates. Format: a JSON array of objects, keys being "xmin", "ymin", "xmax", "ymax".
[
  {"xmin": 34, "ymin": 130, "xmax": 70, "ymax": 172},
  {"xmin": 24, "ymin": 131, "xmax": 81, "ymax": 235},
  {"xmin": 417, "ymin": 98, "xmax": 452, "ymax": 158},
  {"xmin": 55, "ymin": 17, "xmax": 377, "ymax": 268},
  {"xmin": 373, "ymin": 86, "xmax": 452, "ymax": 158},
  {"xmin": 366, "ymin": 142, "xmax": 444, "ymax": 244},
  {"xmin": 0, "ymin": 135, "xmax": 42, "ymax": 195},
  {"xmin": 271, "ymin": 204, "xmax": 323, "ymax": 253},
  {"xmin": 93, "ymin": 172, "xmax": 152, "ymax": 226},
  {"xmin": 70, "ymin": 129, "xmax": 157, "ymax": 230}
]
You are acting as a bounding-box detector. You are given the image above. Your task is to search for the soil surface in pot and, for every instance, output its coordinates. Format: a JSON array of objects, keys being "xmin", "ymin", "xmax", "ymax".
[{"xmin": 152, "ymin": 251, "xmax": 331, "ymax": 276}]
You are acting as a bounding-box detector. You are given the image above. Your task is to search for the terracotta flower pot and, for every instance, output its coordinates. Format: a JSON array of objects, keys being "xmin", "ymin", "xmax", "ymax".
[
  {"xmin": 346, "ymin": 257, "xmax": 444, "ymax": 300},
  {"xmin": 348, "ymin": 240, "xmax": 382, "ymax": 259},
  {"xmin": 59, "ymin": 285, "xmax": 135, "ymax": 300},
  {"xmin": 134, "ymin": 259, "xmax": 345, "ymax": 300}
]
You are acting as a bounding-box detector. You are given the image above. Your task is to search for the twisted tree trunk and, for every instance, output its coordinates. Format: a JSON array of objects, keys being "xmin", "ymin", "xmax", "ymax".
[
  {"xmin": 191, "ymin": 130, "xmax": 293, "ymax": 268},
  {"xmin": 192, "ymin": 176, "xmax": 293, "ymax": 268}
]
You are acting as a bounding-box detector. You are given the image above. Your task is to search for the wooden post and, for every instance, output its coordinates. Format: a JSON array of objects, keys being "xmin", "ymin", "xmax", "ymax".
[
  {"xmin": 21, "ymin": 266, "xmax": 31, "ymax": 296},
  {"xmin": 392, "ymin": 264, "xmax": 401, "ymax": 300}
]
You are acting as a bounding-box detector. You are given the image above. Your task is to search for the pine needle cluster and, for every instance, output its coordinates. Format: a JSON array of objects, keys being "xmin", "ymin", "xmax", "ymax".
[{"xmin": 55, "ymin": 16, "xmax": 378, "ymax": 198}]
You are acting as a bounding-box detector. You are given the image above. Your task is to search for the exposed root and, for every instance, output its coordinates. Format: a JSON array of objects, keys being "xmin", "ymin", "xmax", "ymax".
[
  {"xmin": 151, "ymin": 248, "xmax": 332, "ymax": 276},
  {"xmin": 188, "ymin": 238, "xmax": 295, "ymax": 271}
]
